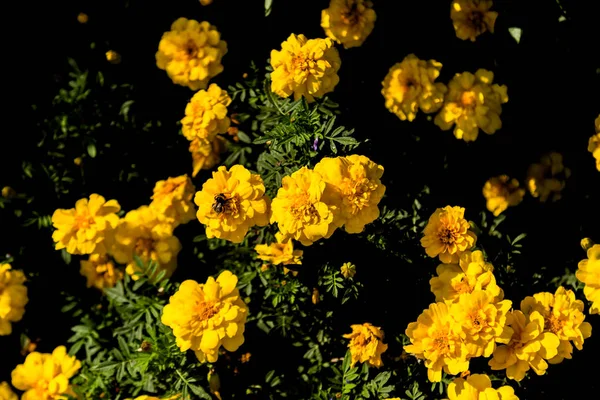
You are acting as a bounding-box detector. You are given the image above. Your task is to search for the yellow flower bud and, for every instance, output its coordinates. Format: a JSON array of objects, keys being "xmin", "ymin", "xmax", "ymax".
[
  {"xmin": 581, "ymin": 237, "xmax": 594, "ymax": 251},
  {"xmin": 312, "ymin": 288, "xmax": 320, "ymax": 304},
  {"xmin": 105, "ymin": 50, "xmax": 121, "ymax": 64},
  {"xmin": 340, "ymin": 262, "xmax": 356, "ymax": 279},
  {"xmin": 1, "ymin": 186, "xmax": 16, "ymax": 198},
  {"xmin": 77, "ymin": 13, "xmax": 89, "ymax": 24},
  {"xmin": 74, "ymin": 157, "xmax": 83, "ymax": 166}
]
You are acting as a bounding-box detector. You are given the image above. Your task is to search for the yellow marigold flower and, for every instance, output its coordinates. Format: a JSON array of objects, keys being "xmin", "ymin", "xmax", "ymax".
[
  {"xmin": 421, "ymin": 206, "xmax": 477, "ymax": 264},
  {"xmin": 150, "ymin": 175, "xmax": 196, "ymax": 227},
  {"xmin": 77, "ymin": 12, "xmax": 89, "ymax": 24},
  {"xmin": 340, "ymin": 262, "xmax": 356, "ymax": 279},
  {"xmin": 181, "ymin": 84, "xmax": 231, "ymax": 141},
  {"xmin": 270, "ymin": 167, "xmax": 341, "ymax": 246},
  {"xmin": 488, "ymin": 310, "xmax": 560, "ymax": 381},
  {"xmin": 321, "ymin": 0, "xmax": 376, "ymax": 49},
  {"xmin": 161, "ymin": 270, "xmax": 248, "ymax": 363},
  {"xmin": 482, "ymin": 175, "xmax": 525, "ymax": 217},
  {"xmin": 520, "ymin": 286, "xmax": 592, "ymax": 364},
  {"xmin": 405, "ymin": 302, "xmax": 470, "ymax": 382},
  {"xmin": 80, "ymin": 253, "xmax": 123, "ymax": 290},
  {"xmin": 435, "ymin": 69, "xmax": 508, "ymax": 142},
  {"xmin": 450, "ymin": 0, "xmax": 498, "ymax": 42},
  {"xmin": 343, "ymin": 323, "xmax": 388, "ymax": 368},
  {"xmin": 526, "ymin": 152, "xmax": 570, "ymax": 202},
  {"xmin": 112, "ymin": 206, "xmax": 181, "ymax": 281},
  {"xmin": 0, "ymin": 382, "xmax": 17, "ymax": 400},
  {"xmin": 106, "ymin": 50, "xmax": 121, "ymax": 64},
  {"xmin": 195, "ymin": 165, "xmax": 270, "ymax": 243},
  {"xmin": 0, "ymin": 264, "xmax": 27, "ymax": 336},
  {"xmin": 588, "ymin": 133, "xmax": 600, "ymax": 171},
  {"xmin": 447, "ymin": 374, "xmax": 518, "ymax": 400},
  {"xmin": 255, "ymin": 234, "xmax": 303, "ymax": 266},
  {"xmin": 190, "ymin": 136, "xmax": 225, "ymax": 177},
  {"xmin": 381, "ymin": 54, "xmax": 446, "ymax": 122},
  {"xmin": 577, "ymin": 244, "xmax": 600, "ymax": 314},
  {"xmin": 314, "ymin": 155, "xmax": 385, "ymax": 233},
  {"xmin": 430, "ymin": 250, "xmax": 502, "ymax": 303},
  {"xmin": 450, "ymin": 291, "xmax": 512, "ymax": 357},
  {"xmin": 11, "ymin": 345, "xmax": 81, "ymax": 399},
  {"xmin": 51, "ymin": 194, "xmax": 121, "ymax": 255},
  {"xmin": 156, "ymin": 18, "xmax": 227, "ymax": 90},
  {"xmin": 270, "ymin": 34, "xmax": 341, "ymax": 102}
]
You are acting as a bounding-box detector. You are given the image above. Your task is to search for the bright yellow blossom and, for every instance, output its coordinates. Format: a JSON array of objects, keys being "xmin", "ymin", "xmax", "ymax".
[
  {"xmin": 11, "ymin": 345, "xmax": 81, "ymax": 400},
  {"xmin": 0, "ymin": 382, "xmax": 17, "ymax": 400},
  {"xmin": 127, "ymin": 395, "xmax": 181, "ymax": 400},
  {"xmin": 255, "ymin": 234, "xmax": 303, "ymax": 267},
  {"xmin": 106, "ymin": 50, "xmax": 121, "ymax": 64},
  {"xmin": 321, "ymin": 0, "xmax": 376, "ymax": 49},
  {"xmin": 343, "ymin": 323, "xmax": 388, "ymax": 368},
  {"xmin": 435, "ymin": 69, "xmax": 508, "ymax": 142},
  {"xmin": 447, "ymin": 374, "xmax": 518, "ymax": 400},
  {"xmin": 150, "ymin": 175, "xmax": 196, "ymax": 227},
  {"xmin": 0, "ymin": 264, "xmax": 27, "ymax": 336},
  {"xmin": 482, "ymin": 175, "xmax": 525, "ymax": 216},
  {"xmin": 80, "ymin": 253, "xmax": 123, "ymax": 290},
  {"xmin": 340, "ymin": 262, "xmax": 356, "ymax": 279},
  {"xmin": 450, "ymin": 0, "xmax": 498, "ymax": 42},
  {"xmin": 577, "ymin": 244, "xmax": 600, "ymax": 314},
  {"xmin": 526, "ymin": 152, "xmax": 570, "ymax": 202},
  {"xmin": 195, "ymin": 165, "xmax": 270, "ymax": 243},
  {"xmin": 190, "ymin": 136, "xmax": 225, "ymax": 177},
  {"xmin": 161, "ymin": 270, "xmax": 248, "ymax": 363},
  {"xmin": 421, "ymin": 206, "xmax": 477, "ymax": 264},
  {"xmin": 52, "ymin": 194, "xmax": 120, "ymax": 255},
  {"xmin": 580, "ymin": 237, "xmax": 594, "ymax": 251},
  {"xmin": 270, "ymin": 34, "xmax": 341, "ymax": 102},
  {"xmin": 381, "ymin": 54, "xmax": 446, "ymax": 121},
  {"xmin": 588, "ymin": 132, "xmax": 600, "ymax": 171},
  {"xmin": 270, "ymin": 167, "xmax": 341, "ymax": 246},
  {"xmin": 181, "ymin": 84, "xmax": 231, "ymax": 141},
  {"xmin": 156, "ymin": 18, "xmax": 227, "ymax": 90}
]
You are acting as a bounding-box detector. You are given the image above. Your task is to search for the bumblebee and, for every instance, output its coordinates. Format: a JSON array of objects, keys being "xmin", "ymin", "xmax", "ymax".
[{"xmin": 212, "ymin": 193, "xmax": 232, "ymax": 214}]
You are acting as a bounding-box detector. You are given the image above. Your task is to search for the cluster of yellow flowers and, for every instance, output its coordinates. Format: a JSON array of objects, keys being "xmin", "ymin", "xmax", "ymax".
[
  {"xmin": 526, "ymin": 152, "xmax": 571, "ymax": 203},
  {"xmin": 0, "ymin": 264, "xmax": 28, "ymax": 336},
  {"xmin": 446, "ymin": 374, "xmax": 518, "ymax": 400},
  {"xmin": 51, "ymin": 175, "xmax": 196, "ymax": 288},
  {"xmin": 577, "ymin": 242, "xmax": 600, "ymax": 314},
  {"xmin": 588, "ymin": 114, "xmax": 600, "ymax": 171}
]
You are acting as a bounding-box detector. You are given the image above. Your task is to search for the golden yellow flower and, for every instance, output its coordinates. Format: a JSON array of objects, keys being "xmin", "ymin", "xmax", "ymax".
[
  {"xmin": 381, "ymin": 54, "xmax": 446, "ymax": 121},
  {"xmin": 314, "ymin": 155, "xmax": 385, "ymax": 233},
  {"xmin": 106, "ymin": 50, "xmax": 121, "ymax": 64},
  {"xmin": 195, "ymin": 165, "xmax": 270, "ymax": 243},
  {"xmin": 150, "ymin": 175, "xmax": 196, "ymax": 227},
  {"xmin": 0, "ymin": 264, "xmax": 27, "ymax": 336},
  {"xmin": 181, "ymin": 84, "xmax": 231, "ymax": 141},
  {"xmin": 80, "ymin": 253, "xmax": 123, "ymax": 290},
  {"xmin": 112, "ymin": 206, "xmax": 181, "ymax": 281},
  {"xmin": 488, "ymin": 310, "xmax": 560, "ymax": 381},
  {"xmin": 161, "ymin": 270, "xmax": 248, "ymax": 363},
  {"xmin": 11, "ymin": 345, "xmax": 81, "ymax": 399},
  {"xmin": 577, "ymin": 244, "xmax": 600, "ymax": 314},
  {"xmin": 588, "ymin": 132, "xmax": 600, "ymax": 171},
  {"xmin": 321, "ymin": 0, "xmax": 376, "ymax": 49},
  {"xmin": 0, "ymin": 382, "xmax": 17, "ymax": 400},
  {"xmin": 447, "ymin": 374, "xmax": 518, "ymax": 400},
  {"xmin": 435, "ymin": 69, "xmax": 508, "ymax": 142},
  {"xmin": 270, "ymin": 167, "xmax": 341, "ymax": 246},
  {"xmin": 255, "ymin": 234, "xmax": 303, "ymax": 267},
  {"xmin": 190, "ymin": 136, "xmax": 225, "ymax": 177},
  {"xmin": 156, "ymin": 18, "xmax": 227, "ymax": 90},
  {"xmin": 520, "ymin": 286, "xmax": 592, "ymax": 365},
  {"xmin": 450, "ymin": 0, "xmax": 498, "ymax": 42},
  {"xmin": 340, "ymin": 262, "xmax": 356, "ymax": 279},
  {"xmin": 343, "ymin": 323, "xmax": 388, "ymax": 368},
  {"xmin": 421, "ymin": 206, "xmax": 477, "ymax": 264},
  {"xmin": 482, "ymin": 175, "xmax": 525, "ymax": 216},
  {"xmin": 430, "ymin": 250, "xmax": 502, "ymax": 303},
  {"xmin": 77, "ymin": 13, "xmax": 88, "ymax": 24},
  {"xmin": 405, "ymin": 302, "xmax": 470, "ymax": 382},
  {"xmin": 51, "ymin": 194, "xmax": 121, "ymax": 255},
  {"xmin": 580, "ymin": 237, "xmax": 594, "ymax": 251},
  {"xmin": 270, "ymin": 34, "xmax": 341, "ymax": 102},
  {"xmin": 526, "ymin": 152, "xmax": 570, "ymax": 202}
]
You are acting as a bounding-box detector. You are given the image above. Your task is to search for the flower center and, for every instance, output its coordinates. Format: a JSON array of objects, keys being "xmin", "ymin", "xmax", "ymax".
[
  {"xmin": 185, "ymin": 40, "xmax": 198, "ymax": 58},
  {"xmin": 343, "ymin": 177, "xmax": 373, "ymax": 214},
  {"xmin": 438, "ymin": 227, "xmax": 458, "ymax": 245},
  {"xmin": 433, "ymin": 332, "xmax": 450, "ymax": 353},
  {"xmin": 292, "ymin": 53, "xmax": 311, "ymax": 72},
  {"xmin": 468, "ymin": 11, "xmax": 486, "ymax": 31},
  {"xmin": 460, "ymin": 90, "xmax": 477, "ymax": 108},
  {"xmin": 341, "ymin": 1, "xmax": 360, "ymax": 25},
  {"xmin": 195, "ymin": 300, "xmax": 219, "ymax": 322},
  {"xmin": 135, "ymin": 238, "xmax": 155, "ymax": 259},
  {"xmin": 453, "ymin": 275, "xmax": 472, "ymax": 294},
  {"xmin": 75, "ymin": 212, "xmax": 95, "ymax": 229},
  {"xmin": 545, "ymin": 314, "xmax": 564, "ymax": 335},
  {"xmin": 290, "ymin": 195, "xmax": 321, "ymax": 223}
]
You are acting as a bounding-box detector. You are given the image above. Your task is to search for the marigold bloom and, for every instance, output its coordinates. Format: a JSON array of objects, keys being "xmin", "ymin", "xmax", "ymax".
[
  {"xmin": 195, "ymin": 165, "xmax": 270, "ymax": 243},
  {"xmin": 450, "ymin": 0, "xmax": 498, "ymax": 42},
  {"xmin": 270, "ymin": 167, "xmax": 341, "ymax": 246},
  {"xmin": 435, "ymin": 69, "xmax": 508, "ymax": 142},
  {"xmin": 112, "ymin": 206, "xmax": 181, "ymax": 281},
  {"xmin": 106, "ymin": 50, "xmax": 121, "ymax": 64},
  {"xmin": 150, "ymin": 175, "xmax": 196, "ymax": 227},
  {"xmin": 421, "ymin": 206, "xmax": 477, "ymax": 264},
  {"xmin": 381, "ymin": 54, "xmax": 446, "ymax": 122},
  {"xmin": 0, "ymin": 382, "xmax": 17, "ymax": 400},
  {"xmin": 340, "ymin": 262, "xmax": 356, "ymax": 279},
  {"xmin": 270, "ymin": 34, "xmax": 341, "ymax": 102},
  {"xmin": 156, "ymin": 18, "xmax": 227, "ymax": 90},
  {"xmin": 430, "ymin": 250, "xmax": 502, "ymax": 303},
  {"xmin": 161, "ymin": 270, "xmax": 248, "ymax": 363},
  {"xmin": 580, "ymin": 237, "xmax": 594, "ymax": 251},
  {"xmin": 526, "ymin": 152, "xmax": 570, "ymax": 202},
  {"xmin": 577, "ymin": 244, "xmax": 600, "ymax": 314},
  {"xmin": 190, "ymin": 136, "xmax": 225, "ymax": 177},
  {"xmin": 447, "ymin": 374, "xmax": 518, "ymax": 400},
  {"xmin": 405, "ymin": 302, "xmax": 470, "ymax": 382},
  {"xmin": 482, "ymin": 175, "xmax": 525, "ymax": 217},
  {"xmin": 343, "ymin": 323, "xmax": 388, "ymax": 368},
  {"xmin": 80, "ymin": 253, "xmax": 123, "ymax": 290},
  {"xmin": 181, "ymin": 84, "xmax": 231, "ymax": 141},
  {"xmin": 52, "ymin": 194, "xmax": 120, "ymax": 255},
  {"xmin": 255, "ymin": 235, "xmax": 303, "ymax": 266},
  {"xmin": 11, "ymin": 345, "xmax": 81, "ymax": 399},
  {"xmin": 0, "ymin": 264, "xmax": 27, "ymax": 336},
  {"xmin": 588, "ymin": 132, "xmax": 600, "ymax": 171},
  {"xmin": 321, "ymin": 0, "xmax": 376, "ymax": 49},
  {"xmin": 128, "ymin": 395, "xmax": 181, "ymax": 400},
  {"xmin": 489, "ymin": 310, "xmax": 560, "ymax": 381}
]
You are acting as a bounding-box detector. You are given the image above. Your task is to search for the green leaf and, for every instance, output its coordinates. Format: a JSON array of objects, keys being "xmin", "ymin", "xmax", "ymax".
[
  {"xmin": 237, "ymin": 130, "xmax": 251, "ymax": 143},
  {"xmin": 508, "ymin": 27, "xmax": 522, "ymax": 43},
  {"xmin": 87, "ymin": 143, "xmax": 97, "ymax": 158}
]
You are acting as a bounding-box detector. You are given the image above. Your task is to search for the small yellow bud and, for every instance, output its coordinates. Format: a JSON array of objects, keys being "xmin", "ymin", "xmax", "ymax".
[
  {"xmin": 74, "ymin": 157, "xmax": 83, "ymax": 166},
  {"xmin": 77, "ymin": 13, "xmax": 89, "ymax": 24},
  {"xmin": 242, "ymin": 72, "xmax": 249, "ymax": 79},
  {"xmin": 340, "ymin": 262, "xmax": 356, "ymax": 279},
  {"xmin": 105, "ymin": 50, "xmax": 121, "ymax": 64},
  {"xmin": 312, "ymin": 288, "xmax": 320, "ymax": 305},
  {"xmin": 260, "ymin": 264, "xmax": 270, "ymax": 272},
  {"xmin": 581, "ymin": 237, "xmax": 594, "ymax": 251},
  {"xmin": 2, "ymin": 186, "xmax": 16, "ymax": 198}
]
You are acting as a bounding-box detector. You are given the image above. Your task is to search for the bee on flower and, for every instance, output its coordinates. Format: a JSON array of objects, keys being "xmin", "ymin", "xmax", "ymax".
[
  {"xmin": 420, "ymin": 206, "xmax": 477, "ymax": 264},
  {"xmin": 343, "ymin": 323, "xmax": 388, "ymax": 368},
  {"xmin": 482, "ymin": 175, "xmax": 525, "ymax": 216},
  {"xmin": 577, "ymin": 244, "xmax": 600, "ymax": 314},
  {"xmin": 526, "ymin": 152, "xmax": 570, "ymax": 202},
  {"xmin": 450, "ymin": 0, "xmax": 498, "ymax": 42},
  {"xmin": 321, "ymin": 0, "xmax": 376, "ymax": 49},
  {"xmin": 0, "ymin": 264, "xmax": 28, "ymax": 336}
]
